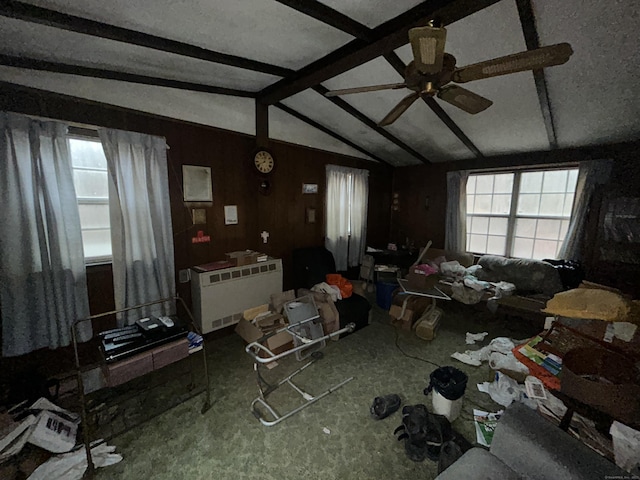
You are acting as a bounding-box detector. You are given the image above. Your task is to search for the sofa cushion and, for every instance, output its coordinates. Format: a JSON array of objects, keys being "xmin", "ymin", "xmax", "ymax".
[
  {"xmin": 435, "ymin": 447, "xmax": 522, "ymax": 480},
  {"xmin": 476, "ymin": 255, "xmax": 563, "ymax": 295},
  {"xmin": 491, "ymin": 402, "xmax": 627, "ymax": 480}
]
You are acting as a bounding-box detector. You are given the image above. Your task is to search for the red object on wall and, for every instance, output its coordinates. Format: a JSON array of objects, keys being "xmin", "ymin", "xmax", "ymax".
[{"xmin": 192, "ymin": 230, "xmax": 211, "ymax": 244}]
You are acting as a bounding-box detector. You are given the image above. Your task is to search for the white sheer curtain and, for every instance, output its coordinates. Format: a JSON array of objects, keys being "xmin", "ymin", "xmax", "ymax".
[
  {"xmin": 0, "ymin": 112, "xmax": 91, "ymax": 356},
  {"xmin": 559, "ymin": 159, "xmax": 613, "ymax": 261},
  {"xmin": 325, "ymin": 165, "xmax": 369, "ymax": 271},
  {"xmin": 444, "ymin": 170, "xmax": 469, "ymax": 252},
  {"xmin": 99, "ymin": 128, "xmax": 175, "ymax": 325}
]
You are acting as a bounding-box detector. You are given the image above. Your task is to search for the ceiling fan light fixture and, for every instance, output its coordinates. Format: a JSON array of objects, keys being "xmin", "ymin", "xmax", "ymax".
[{"xmin": 408, "ymin": 26, "xmax": 447, "ymax": 74}]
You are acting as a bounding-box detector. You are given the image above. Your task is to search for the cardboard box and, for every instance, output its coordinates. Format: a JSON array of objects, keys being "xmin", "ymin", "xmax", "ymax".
[
  {"xmin": 390, "ymin": 304, "xmax": 415, "ymax": 330},
  {"xmin": 407, "ymin": 269, "xmax": 440, "ymax": 290},
  {"xmin": 235, "ymin": 309, "xmax": 293, "ymax": 357},
  {"xmin": 225, "ymin": 250, "xmax": 261, "ymax": 266}
]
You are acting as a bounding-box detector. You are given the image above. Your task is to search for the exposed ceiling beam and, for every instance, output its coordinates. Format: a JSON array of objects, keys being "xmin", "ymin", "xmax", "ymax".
[
  {"xmin": 273, "ymin": 0, "xmax": 372, "ymax": 40},
  {"xmin": 0, "ymin": 54, "xmax": 255, "ymax": 97},
  {"xmin": 0, "ymin": 0, "xmax": 293, "ymax": 78},
  {"xmin": 449, "ymin": 141, "xmax": 639, "ymax": 172},
  {"xmin": 273, "ymin": 3, "xmax": 482, "ymax": 159},
  {"xmin": 275, "ymin": 102, "xmax": 393, "ymax": 167},
  {"xmin": 383, "ymin": 52, "xmax": 483, "ymax": 158},
  {"xmin": 313, "ymin": 84, "xmax": 431, "ymax": 164},
  {"xmin": 259, "ymin": 0, "xmax": 501, "ymax": 104},
  {"xmin": 515, "ymin": 0, "xmax": 558, "ymax": 149}
]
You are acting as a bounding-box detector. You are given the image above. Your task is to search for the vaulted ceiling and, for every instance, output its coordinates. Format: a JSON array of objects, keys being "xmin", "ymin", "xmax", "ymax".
[{"xmin": 0, "ymin": 0, "xmax": 638, "ymax": 167}]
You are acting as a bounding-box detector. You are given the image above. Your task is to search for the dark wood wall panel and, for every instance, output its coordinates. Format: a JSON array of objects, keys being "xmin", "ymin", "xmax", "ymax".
[{"xmin": 0, "ymin": 84, "xmax": 391, "ymax": 378}]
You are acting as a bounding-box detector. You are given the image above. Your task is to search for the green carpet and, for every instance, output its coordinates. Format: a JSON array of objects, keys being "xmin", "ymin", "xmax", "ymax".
[{"xmin": 96, "ymin": 300, "xmax": 539, "ymax": 480}]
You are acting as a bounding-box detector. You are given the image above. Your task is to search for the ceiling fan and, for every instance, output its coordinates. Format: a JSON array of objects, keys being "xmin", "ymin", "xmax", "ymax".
[{"xmin": 324, "ymin": 22, "xmax": 573, "ymax": 126}]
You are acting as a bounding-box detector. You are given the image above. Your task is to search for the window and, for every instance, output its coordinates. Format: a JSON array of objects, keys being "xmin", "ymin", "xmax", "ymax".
[
  {"xmin": 466, "ymin": 168, "xmax": 578, "ymax": 260},
  {"xmin": 69, "ymin": 137, "xmax": 112, "ymax": 263}
]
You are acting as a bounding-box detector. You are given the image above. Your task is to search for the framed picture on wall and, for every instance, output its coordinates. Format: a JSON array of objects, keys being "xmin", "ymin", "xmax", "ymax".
[{"xmin": 183, "ymin": 165, "xmax": 212, "ymax": 202}]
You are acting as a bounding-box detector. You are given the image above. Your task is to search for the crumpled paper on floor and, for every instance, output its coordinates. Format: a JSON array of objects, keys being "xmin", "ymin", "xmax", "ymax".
[
  {"xmin": 452, "ymin": 337, "xmax": 529, "ymax": 379},
  {"xmin": 465, "ymin": 332, "xmax": 488, "ymax": 344},
  {"xmin": 610, "ymin": 421, "xmax": 640, "ymax": 473},
  {"xmin": 477, "ymin": 372, "xmax": 528, "ymax": 407},
  {"xmin": 28, "ymin": 441, "xmax": 122, "ymax": 480}
]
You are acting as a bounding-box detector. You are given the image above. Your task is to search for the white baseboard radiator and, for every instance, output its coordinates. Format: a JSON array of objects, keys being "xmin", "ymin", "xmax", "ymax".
[{"xmin": 191, "ymin": 259, "xmax": 283, "ymax": 334}]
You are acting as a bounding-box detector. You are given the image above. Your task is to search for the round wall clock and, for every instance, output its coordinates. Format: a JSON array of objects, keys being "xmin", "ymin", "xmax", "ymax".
[{"xmin": 253, "ymin": 149, "xmax": 275, "ymax": 175}]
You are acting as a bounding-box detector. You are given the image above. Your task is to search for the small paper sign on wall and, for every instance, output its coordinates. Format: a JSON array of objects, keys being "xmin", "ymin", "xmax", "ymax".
[{"xmin": 224, "ymin": 205, "xmax": 238, "ymax": 225}]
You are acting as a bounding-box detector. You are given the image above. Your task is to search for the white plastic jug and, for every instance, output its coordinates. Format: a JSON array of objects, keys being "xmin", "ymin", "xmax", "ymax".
[{"xmin": 432, "ymin": 389, "xmax": 463, "ymax": 422}]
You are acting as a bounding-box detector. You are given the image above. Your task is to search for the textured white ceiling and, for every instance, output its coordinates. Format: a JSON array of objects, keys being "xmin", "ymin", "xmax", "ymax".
[
  {"xmin": 282, "ymin": 88, "xmax": 422, "ymax": 166},
  {"xmin": 269, "ymin": 106, "xmax": 373, "ymax": 161},
  {"xmin": 323, "ymin": 56, "xmax": 472, "ymax": 162},
  {"xmin": 20, "ymin": 0, "xmax": 353, "ymax": 70},
  {"xmin": 0, "ymin": 67, "xmax": 257, "ymax": 134},
  {"xmin": 533, "ymin": 0, "xmax": 640, "ymax": 148},
  {"xmin": 2, "ymin": 0, "xmax": 639, "ymax": 164},
  {"xmin": 318, "ymin": 0, "xmax": 423, "ymax": 28},
  {"xmin": 0, "ymin": 17, "xmax": 280, "ymax": 92},
  {"xmin": 395, "ymin": 0, "xmax": 550, "ymax": 155}
]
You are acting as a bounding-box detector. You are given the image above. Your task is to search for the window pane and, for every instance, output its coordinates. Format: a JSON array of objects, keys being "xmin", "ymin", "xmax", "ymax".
[
  {"xmin": 78, "ymin": 204, "xmax": 110, "ymax": 229},
  {"xmin": 488, "ymin": 217, "xmax": 508, "ymax": 236},
  {"xmin": 542, "ymin": 170, "xmax": 568, "ymax": 193},
  {"xmin": 74, "ymin": 170, "xmax": 109, "ymax": 198},
  {"xmin": 486, "ymin": 235, "xmax": 506, "ymax": 255},
  {"xmin": 512, "ymin": 237, "xmax": 534, "ymax": 258},
  {"xmin": 491, "ymin": 194, "xmax": 511, "ymax": 214},
  {"xmin": 515, "ymin": 218, "xmax": 537, "ymax": 238},
  {"xmin": 69, "ymin": 138, "xmax": 107, "ymax": 169},
  {"xmin": 475, "ymin": 175, "xmax": 494, "ymax": 194},
  {"xmin": 539, "ymin": 194, "xmax": 565, "ymax": 216},
  {"xmin": 82, "ymin": 229, "xmax": 112, "ymax": 259},
  {"xmin": 536, "ymin": 219, "xmax": 562, "ymax": 240},
  {"xmin": 533, "ymin": 239, "xmax": 559, "ymax": 260},
  {"xmin": 473, "ymin": 195, "xmax": 492, "ymax": 214},
  {"xmin": 471, "ymin": 216, "xmax": 489, "ymax": 234},
  {"xmin": 563, "ymin": 193, "xmax": 575, "ymax": 216},
  {"xmin": 560, "ymin": 220, "xmax": 570, "ymax": 240},
  {"xmin": 518, "ymin": 194, "xmax": 540, "ymax": 215},
  {"xmin": 469, "ymin": 234, "xmax": 487, "ymax": 253},
  {"xmin": 567, "ymin": 169, "xmax": 578, "ymax": 193},
  {"xmin": 467, "ymin": 194, "xmax": 475, "ymax": 213},
  {"xmin": 493, "ymin": 174, "xmax": 514, "ymax": 193},
  {"xmin": 520, "ymin": 171, "xmax": 543, "ymax": 193},
  {"xmin": 467, "ymin": 176, "xmax": 476, "ymax": 194}
]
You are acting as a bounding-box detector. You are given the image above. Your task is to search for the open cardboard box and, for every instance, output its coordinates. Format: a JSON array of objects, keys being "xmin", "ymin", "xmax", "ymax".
[{"xmin": 235, "ymin": 304, "xmax": 293, "ymax": 356}]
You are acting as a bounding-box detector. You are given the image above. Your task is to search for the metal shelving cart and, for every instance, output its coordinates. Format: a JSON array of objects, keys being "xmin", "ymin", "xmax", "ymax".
[
  {"xmin": 245, "ymin": 295, "xmax": 355, "ymax": 426},
  {"xmin": 71, "ymin": 296, "xmax": 211, "ymax": 478}
]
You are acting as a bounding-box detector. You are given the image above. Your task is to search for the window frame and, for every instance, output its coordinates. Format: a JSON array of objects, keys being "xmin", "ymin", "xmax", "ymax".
[
  {"xmin": 68, "ymin": 132, "xmax": 113, "ymax": 265},
  {"xmin": 466, "ymin": 164, "xmax": 579, "ymax": 260}
]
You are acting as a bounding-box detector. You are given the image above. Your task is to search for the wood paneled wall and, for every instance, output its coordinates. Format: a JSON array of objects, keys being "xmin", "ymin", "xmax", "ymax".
[{"xmin": 0, "ymin": 83, "xmax": 391, "ymax": 377}]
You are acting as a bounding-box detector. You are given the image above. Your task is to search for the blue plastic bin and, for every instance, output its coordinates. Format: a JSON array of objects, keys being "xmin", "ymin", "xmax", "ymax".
[{"xmin": 376, "ymin": 281, "xmax": 397, "ymax": 310}]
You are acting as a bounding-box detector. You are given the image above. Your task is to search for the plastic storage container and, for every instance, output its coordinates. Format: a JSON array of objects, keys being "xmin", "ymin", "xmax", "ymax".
[{"xmin": 376, "ymin": 281, "xmax": 397, "ymax": 310}]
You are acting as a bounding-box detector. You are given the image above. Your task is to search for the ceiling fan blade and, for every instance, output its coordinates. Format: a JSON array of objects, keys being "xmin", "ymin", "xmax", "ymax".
[
  {"xmin": 408, "ymin": 26, "xmax": 447, "ymax": 74},
  {"xmin": 378, "ymin": 92, "xmax": 420, "ymax": 126},
  {"xmin": 324, "ymin": 83, "xmax": 407, "ymax": 97},
  {"xmin": 452, "ymin": 43, "xmax": 574, "ymax": 83},
  {"xmin": 437, "ymin": 85, "xmax": 493, "ymax": 114}
]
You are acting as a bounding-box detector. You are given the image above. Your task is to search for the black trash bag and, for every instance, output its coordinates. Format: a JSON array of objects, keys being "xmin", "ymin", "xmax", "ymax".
[
  {"xmin": 543, "ymin": 259, "xmax": 585, "ymax": 290},
  {"xmin": 394, "ymin": 404, "xmax": 452, "ymax": 462},
  {"xmin": 424, "ymin": 366, "xmax": 468, "ymax": 401}
]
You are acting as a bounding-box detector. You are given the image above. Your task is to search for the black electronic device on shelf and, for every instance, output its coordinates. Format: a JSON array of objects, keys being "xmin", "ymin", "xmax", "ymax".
[{"xmin": 99, "ymin": 315, "xmax": 187, "ymax": 363}]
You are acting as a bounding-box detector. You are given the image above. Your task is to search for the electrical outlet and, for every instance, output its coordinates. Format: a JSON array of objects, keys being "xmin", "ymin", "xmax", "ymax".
[{"xmin": 179, "ymin": 269, "xmax": 191, "ymax": 283}]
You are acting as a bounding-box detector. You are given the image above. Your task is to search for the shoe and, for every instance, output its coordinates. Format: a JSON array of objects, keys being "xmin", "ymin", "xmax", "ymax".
[{"xmin": 370, "ymin": 394, "xmax": 401, "ymax": 420}]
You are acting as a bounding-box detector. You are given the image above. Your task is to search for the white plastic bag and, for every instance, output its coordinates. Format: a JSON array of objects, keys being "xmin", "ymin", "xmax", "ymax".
[
  {"xmin": 28, "ymin": 441, "xmax": 122, "ymax": 480},
  {"xmin": 610, "ymin": 421, "xmax": 640, "ymax": 473}
]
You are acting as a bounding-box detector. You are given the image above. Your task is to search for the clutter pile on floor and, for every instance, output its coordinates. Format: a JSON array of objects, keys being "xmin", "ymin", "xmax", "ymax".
[
  {"xmin": 369, "ymin": 366, "xmax": 473, "ymax": 476},
  {"xmin": 0, "ymin": 397, "xmax": 121, "ymax": 479}
]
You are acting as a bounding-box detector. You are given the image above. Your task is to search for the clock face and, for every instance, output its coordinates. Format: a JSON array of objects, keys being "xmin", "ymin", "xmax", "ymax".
[{"xmin": 254, "ymin": 150, "xmax": 274, "ymax": 174}]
